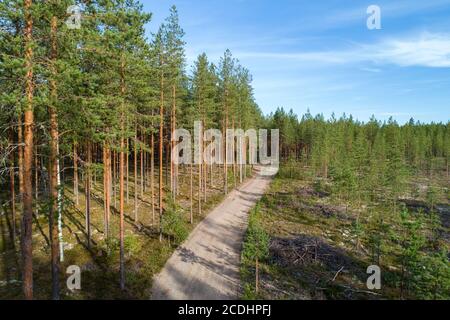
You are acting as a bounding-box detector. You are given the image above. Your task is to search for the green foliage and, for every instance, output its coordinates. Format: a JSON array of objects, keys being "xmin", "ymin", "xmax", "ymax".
[
  {"xmin": 242, "ymin": 283, "xmax": 258, "ymax": 300},
  {"xmin": 161, "ymin": 198, "xmax": 188, "ymax": 245},
  {"xmin": 364, "ymin": 209, "xmax": 389, "ymax": 265},
  {"xmin": 242, "ymin": 205, "xmax": 270, "ymax": 264},
  {"xmin": 395, "ymin": 209, "xmax": 427, "ymax": 297},
  {"xmin": 187, "ymin": 53, "xmax": 218, "ymax": 129},
  {"xmin": 277, "ymin": 157, "xmax": 305, "ymax": 179},
  {"xmin": 426, "ymin": 186, "xmax": 438, "ymax": 211},
  {"xmin": 416, "ymin": 249, "xmax": 450, "ymax": 299},
  {"xmin": 393, "ymin": 208, "xmax": 450, "ymax": 299},
  {"xmin": 124, "ymin": 234, "xmax": 142, "ymax": 257},
  {"xmin": 240, "ymin": 205, "xmax": 270, "ymax": 296}
]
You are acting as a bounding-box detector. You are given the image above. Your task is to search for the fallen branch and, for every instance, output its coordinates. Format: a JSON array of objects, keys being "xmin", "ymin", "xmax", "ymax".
[{"xmin": 332, "ymin": 266, "xmax": 344, "ymax": 282}]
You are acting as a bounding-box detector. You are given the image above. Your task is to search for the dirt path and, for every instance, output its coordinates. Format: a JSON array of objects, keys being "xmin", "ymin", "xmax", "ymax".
[{"xmin": 151, "ymin": 167, "xmax": 276, "ymax": 300}]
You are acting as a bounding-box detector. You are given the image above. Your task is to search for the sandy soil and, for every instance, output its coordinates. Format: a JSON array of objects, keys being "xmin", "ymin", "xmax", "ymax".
[{"xmin": 151, "ymin": 166, "xmax": 276, "ymax": 300}]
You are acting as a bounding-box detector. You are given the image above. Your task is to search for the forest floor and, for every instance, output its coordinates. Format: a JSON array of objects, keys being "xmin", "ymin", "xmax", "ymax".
[
  {"xmin": 240, "ymin": 164, "xmax": 450, "ymax": 300},
  {"xmin": 0, "ymin": 164, "xmax": 254, "ymax": 299},
  {"xmin": 151, "ymin": 166, "xmax": 276, "ymax": 299}
]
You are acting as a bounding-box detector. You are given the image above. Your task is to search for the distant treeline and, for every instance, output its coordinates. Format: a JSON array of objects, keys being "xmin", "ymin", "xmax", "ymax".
[{"xmin": 265, "ymin": 108, "xmax": 449, "ymax": 178}]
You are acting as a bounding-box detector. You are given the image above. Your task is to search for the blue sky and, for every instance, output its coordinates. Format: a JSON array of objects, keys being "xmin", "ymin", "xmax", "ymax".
[{"xmin": 142, "ymin": 0, "xmax": 450, "ymax": 123}]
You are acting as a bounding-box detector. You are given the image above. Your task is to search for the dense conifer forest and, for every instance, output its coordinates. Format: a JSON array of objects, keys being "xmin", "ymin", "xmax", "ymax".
[{"xmin": 0, "ymin": 1, "xmax": 448, "ymax": 300}]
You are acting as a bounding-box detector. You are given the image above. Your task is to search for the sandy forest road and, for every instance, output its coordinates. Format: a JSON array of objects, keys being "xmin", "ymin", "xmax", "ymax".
[{"xmin": 151, "ymin": 166, "xmax": 276, "ymax": 300}]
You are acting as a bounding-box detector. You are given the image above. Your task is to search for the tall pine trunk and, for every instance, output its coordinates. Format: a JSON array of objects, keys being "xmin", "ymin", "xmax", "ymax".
[
  {"xmin": 133, "ymin": 126, "xmax": 138, "ymax": 221},
  {"xmin": 224, "ymin": 100, "xmax": 228, "ymax": 195},
  {"xmin": 113, "ymin": 151, "xmax": 117, "ymax": 208},
  {"xmin": 119, "ymin": 136, "xmax": 125, "ymax": 289},
  {"xmin": 171, "ymin": 85, "xmax": 178, "ymax": 200},
  {"xmin": 18, "ymin": 116, "xmax": 24, "ymax": 202},
  {"xmin": 159, "ymin": 64, "xmax": 164, "ymax": 242},
  {"xmin": 34, "ymin": 145, "xmax": 38, "ymax": 215},
  {"xmin": 170, "ymin": 90, "xmax": 174, "ymax": 196},
  {"xmin": 73, "ymin": 143, "xmax": 79, "ymax": 205},
  {"xmin": 126, "ymin": 138, "xmax": 129, "ymax": 204},
  {"xmin": 140, "ymin": 142, "xmax": 144, "ymax": 198},
  {"xmin": 9, "ymin": 128, "xmax": 16, "ymax": 243},
  {"xmin": 21, "ymin": 0, "xmax": 34, "ymax": 300},
  {"xmin": 134, "ymin": 131, "xmax": 138, "ymax": 223},
  {"xmin": 190, "ymin": 162, "xmax": 193, "ymax": 224},
  {"xmin": 239, "ymin": 120, "xmax": 243, "ymax": 184},
  {"xmin": 119, "ymin": 56, "xmax": 126, "ymax": 290},
  {"xmin": 151, "ymin": 132, "xmax": 155, "ymax": 225},
  {"xmin": 203, "ymin": 119, "xmax": 207, "ymax": 203},
  {"xmin": 85, "ymin": 142, "xmax": 91, "ymax": 249},
  {"xmin": 48, "ymin": 16, "xmax": 61, "ymax": 299},
  {"xmin": 103, "ymin": 144, "xmax": 111, "ymax": 240},
  {"xmin": 143, "ymin": 135, "xmax": 147, "ymax": 192},
  {"xmin": 232, "ymin": 120, "xmax": 236, "ymax": 189},
  {"xmin": 209, "ymin": 150, "xmax": 217, "ymax": 188},
  {"xmin": 198, "ymin": 122, "xmax": 202, "ymax": 216}
]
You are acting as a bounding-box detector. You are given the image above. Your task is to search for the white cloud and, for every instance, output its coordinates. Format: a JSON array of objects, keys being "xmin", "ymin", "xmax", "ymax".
[
  {"xmin": 360, "ymin": 67, "xmax": 382, "ymax": 73},
  {"xmin": 233, "ymin": 32, "xmax": 450, "ymax": 68},
  {"xmin": 372, "ymin": 33, "xmax": 450, "ymax": 67}
]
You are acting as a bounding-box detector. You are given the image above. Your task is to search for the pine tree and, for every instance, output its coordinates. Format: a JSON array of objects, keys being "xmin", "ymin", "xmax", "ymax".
[
  {"xmin": 191, "ymin": 53, "xmax": 217, "ymax": 215},
  {"xmin": 242, "ymin": 206, "xmax": 269, "ymax": 294},
  {"xmin": 165, "ymin": 6, "xmax": 185, "ymax": 200},
  {"xmin": 154, "ymin": 25, "xmax": 167, "ymax": 242},
  {"xmin": 218, "ymin": 50, "xmax": 235, "ymax": 195},
  {"xmin": 97, "ymin": 0, "xmax": 151, "ymax": 290},
  {"xmin": 21, "ymin": 0, "xmax": 35, "ymax": 300}
]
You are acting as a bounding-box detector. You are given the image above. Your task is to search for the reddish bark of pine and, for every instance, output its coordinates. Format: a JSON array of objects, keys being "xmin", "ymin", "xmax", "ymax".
[
  {"xmin": 9, "ymin": 128, "xmax": 16, "ymax": 242},
  {"xmin": 48, "ymin": 15, "xmax": 60, "ymax": 300},
  {"xmin": 159, "ymin": 66, "xmax": 164, "ymax": 242},
  {"xmin": 85, "ymin": 142, "xmax": 92, "ymax": 249},
  {"xmin": 151, "ymin": 132, "xmax": 155, "ymax": 224},
  {"xmin": 73, "ymin": 143, "xmax": 79, "ymax": 205},
  {"xmin": 119, "ymin": 56, "xmax": 126, "ymax": 290},
  {"xmin": 103, "ymin": 144, "xmax": 111, "ymax": 239},
  {"xmin": 21, "ymin": 0, "xmax": 34, "ymax": 300}
]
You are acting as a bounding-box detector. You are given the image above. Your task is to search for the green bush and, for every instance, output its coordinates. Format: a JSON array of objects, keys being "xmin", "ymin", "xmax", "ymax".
[
  {"xmin": 242, "ymin": 205, "xmax": 270, "ymax": 294},
  {"xmin": 161, "ymin": 198, "xmax": 188, "ymax": 245},
  {"xmin": 124, "ymin": 234, "xmax": 141, "ymax": 256},
  {"xmin": 416, "ymin": 249, "xmax": 450, "ymax": 299},
  {"xmin": 242, "ymin": 283, "xmax": 258, "ymax": 300},
  {"xmin": 243, "ymin": 217, "xmax": 270, "ymax": 263}
]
